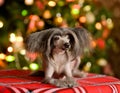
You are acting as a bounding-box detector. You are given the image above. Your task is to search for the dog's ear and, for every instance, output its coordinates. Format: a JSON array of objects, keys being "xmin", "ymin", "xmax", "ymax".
[
  {"xmin": 25, "ymin": 28, "xmax": 60, "ymax": 55},
  {"xmin": 25, "ymin": 30, "xmax": 49, "ymax": 53},
  {"xmin": 71, "ymin": 27, "xmax": 92, "ymax": 55}
]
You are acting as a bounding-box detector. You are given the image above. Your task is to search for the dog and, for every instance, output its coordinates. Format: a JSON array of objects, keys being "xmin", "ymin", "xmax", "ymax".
[{"xmin": 26, "ymin": 27, "xmax": 92, "ymax": 88}]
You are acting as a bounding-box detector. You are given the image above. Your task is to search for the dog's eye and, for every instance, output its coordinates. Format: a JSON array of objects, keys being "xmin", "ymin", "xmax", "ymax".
[{"xmin": 54, "ymin": 36, "xmax": 59, "ymax": 40}]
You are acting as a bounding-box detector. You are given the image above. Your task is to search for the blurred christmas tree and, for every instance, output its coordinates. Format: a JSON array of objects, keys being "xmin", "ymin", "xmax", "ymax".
[{"xmin": 0, "ymin": 0, "xmax": 114, "ymax": 75}]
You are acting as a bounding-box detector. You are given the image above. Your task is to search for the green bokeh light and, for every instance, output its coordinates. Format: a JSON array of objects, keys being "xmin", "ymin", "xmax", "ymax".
[
  {"xmin": 5, "ymin": 55, "xmax": 15, "ymax": 62},
  {"xmin": 58, "ymin": 1, "xmax": 64, "ymax": 6},
  {"xmin": 71, "ymin": 9, "xmax": 80, "ymax": 15},
  {"xmin": 21, "ymin": 9, "xmax": 28, "ymax": 16},
  {"xmin": 29, "ymin": 63, "xmax": 39, "ymax": 70}
]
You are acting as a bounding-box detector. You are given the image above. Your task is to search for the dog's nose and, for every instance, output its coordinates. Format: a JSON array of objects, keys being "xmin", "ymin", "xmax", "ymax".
[{"xmin": 64, "ymin": 43, "xmax": 70, "ymax": 48}]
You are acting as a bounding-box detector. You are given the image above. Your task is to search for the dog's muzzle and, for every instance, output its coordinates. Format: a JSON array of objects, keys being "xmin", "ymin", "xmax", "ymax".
[{"xmin": 63, "ymin": 43, "xmax": 70, "ymax": 49}]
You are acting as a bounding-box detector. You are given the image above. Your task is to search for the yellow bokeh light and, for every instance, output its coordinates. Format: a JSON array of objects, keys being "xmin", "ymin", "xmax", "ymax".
[
  {"xmin": 86, "ymin": 12, "xmax": 95, "ymax": 24},
  {"xmin": 48, "ymin": 1, "xmax": 56, "ymax": 7},
  {"xmin": 20, "ymin": 49, "xmax": 26, "ymax": 55},
  {"xmin": 54, "ymin": 16, "xmax": 63, "ymax": 25},
  {"xmin": 107, "ymin": 18, "xmax": 112, "ymax": 24},
  {"xmin": 56, "ymin": 17, "xmax": 63, "ymax": 23},
  {"xmin": 0, "ymin": 53, "xmax": 6, "ymax": 60},
  {"xmin": 106, "ymin": 18, "xmax": 114, "ymax": 29},
  {"xmin": 23, "ymin": 66, "xmax": 29, "ymax": 70},
  {"xmin": 10, "ymin": 33, "xmax": 15, "ymax": 37},
  {"xmin": 95, "ymin": 22, "xmax": 102, "ymax": 30},
  {"xmin": 97, "ymin": 58, "xmax": 107, "ymax": 66},
  {"xmin": 43, "ymin": 10, "xmax": 52, "ymax": 19},
  {"xmin": 10, "ymin": 33, "xmax": 16, "ymax": 42},
  {"xmin": 83, "ymin": 5, "xmax": 91, "ymax": 12},
  {"xmin": 16, "ymin": 36, "xmax": 23, "ymax": 42},
  {"xmin": 0, "ymin": 20, "xmax": 3, "ymax": 28},
  {"xmin": 83, "ymin": 62, "xmax": 91, "ymax": 72},
  {"xmin": 24, "ymin": 0, "xmax": 34, "ymax": 5}
]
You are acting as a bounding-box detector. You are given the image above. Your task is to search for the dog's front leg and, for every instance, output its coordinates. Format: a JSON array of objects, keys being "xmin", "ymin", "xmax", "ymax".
[
  {"xmin": 43, "ymin": 62, "xmax": 63, "ymax": 87},
  {"xmin": 43, "ymin": 63, "xmax": 66, "ymax": 87},
  {"xmin": 64, "ymin": 62, "xmax": 78, "ymax": 87},
  {"xmin": 43, "ymin": 62, "xmax": 55, "ymax": 84}
]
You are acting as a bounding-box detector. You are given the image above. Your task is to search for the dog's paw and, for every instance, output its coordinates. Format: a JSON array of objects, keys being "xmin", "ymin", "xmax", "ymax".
[
  {"xmin": 54, "ymin": 78, "xmax": 78, "ymax": 88},
  {"xmin": 64, "ymin": 77, "xmax": 78, "ymax": 88},
  {"xmin": 54, "ymin": 79, "xmax": 69, "ymax": 88},
  {"xmin": 42, "ymin": 78, "xmax": 67, "ymax": 87},
  {"xmin": 42, "ymin": 78, "xmax": 78, "ymax": 88}
]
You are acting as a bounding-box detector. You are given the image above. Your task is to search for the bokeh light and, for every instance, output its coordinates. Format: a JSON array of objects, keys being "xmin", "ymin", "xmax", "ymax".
[
  {"xmin": 29, "ymin": 63, "xmax": 39, "ymax": 70},
  {"xmin": 5, "ymin": 55, "xmax": 15, "ymax": 62},
  {"xmin": 0, "ymin": 20, "xmax": 3, "ymax": 28},
  {"xmin": 48, "ymin": 1, "xmax": 56, "ymax": 7}
]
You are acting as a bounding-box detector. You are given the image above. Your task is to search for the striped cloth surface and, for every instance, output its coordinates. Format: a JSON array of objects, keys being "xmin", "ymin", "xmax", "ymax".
[{"xmin": 0, "ymin": 70, "xmax": 120, "ymax": 93}]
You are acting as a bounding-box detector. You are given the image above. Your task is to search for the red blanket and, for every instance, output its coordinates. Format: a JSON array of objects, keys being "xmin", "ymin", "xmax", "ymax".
[{"xmin": 0, "ymin": 70, "xmax": 120, "ymax": 93}]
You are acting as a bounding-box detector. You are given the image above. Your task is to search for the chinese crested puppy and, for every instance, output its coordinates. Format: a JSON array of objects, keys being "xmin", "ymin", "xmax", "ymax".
[{"xmin": 26, "ymin": 27, "xmax": 91, "ymax": 88}]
